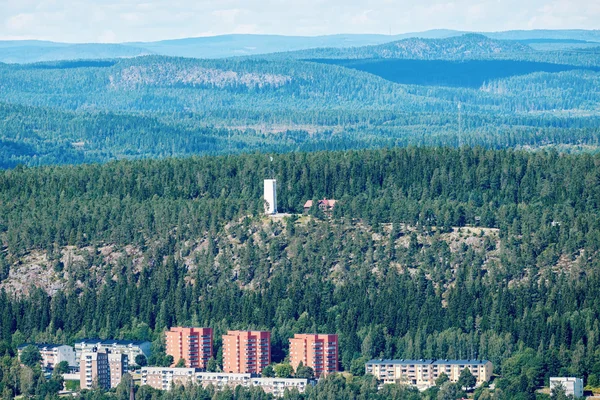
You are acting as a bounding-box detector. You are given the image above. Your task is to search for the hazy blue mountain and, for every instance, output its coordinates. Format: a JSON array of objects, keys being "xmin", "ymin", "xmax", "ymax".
[
  {"xmin": 0, "ymin": 40, "xmax": 66, "ymax": 48},
  {"xmin": 486, "ymin": 29, "xmax": 600, "ymax": 42},
  {"xmin": 0, "ymin": 43, "xmax": 152, "ymax": 64},
  {"xmin": 127, "ymin": 34, "xmax": 406, "ymax": 59},
  {"xmin": 1, "ymin": 30, "xmax": 599, "ymax": 63},
  {"xmin": 265, "ymin": 34, "xmax": 533, "ymax": 60},
  {"xmin": 0, "ymin": 33, "xmax": 439, "ymax": 63}
]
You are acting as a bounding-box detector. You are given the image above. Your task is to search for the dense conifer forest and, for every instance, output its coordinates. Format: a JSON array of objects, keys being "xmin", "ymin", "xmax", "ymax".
[
  {"xmin": 0, "ymin": 34, "xmax": 599, "ymax": 168},
  {"xmin": 1, "ymin": 147, "xmax": 600, "ymax": 399}
]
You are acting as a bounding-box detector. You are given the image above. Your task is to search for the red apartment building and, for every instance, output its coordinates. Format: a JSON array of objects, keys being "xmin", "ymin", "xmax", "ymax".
[
  {"xmin": 289, "ymin": 334, "xmax": 338, "ymax": 377},
  {"xmin": 165, "ymin": 327, "xmax": 213, "ymax": 369},
  {"xmin": 223, "ymin": 331, "xmax": 271, "ymax": 374}
]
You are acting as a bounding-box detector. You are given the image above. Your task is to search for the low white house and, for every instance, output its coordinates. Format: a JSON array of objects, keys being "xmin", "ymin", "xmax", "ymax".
[{"xmin": 550, "ymin": 377, "xmax": 584, "ymax": 398}]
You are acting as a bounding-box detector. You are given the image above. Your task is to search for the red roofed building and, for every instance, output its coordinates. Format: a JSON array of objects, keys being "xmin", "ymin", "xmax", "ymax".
[{"xmin": 303, "ymin": 199, "xmax": 337, "ymax": 214}]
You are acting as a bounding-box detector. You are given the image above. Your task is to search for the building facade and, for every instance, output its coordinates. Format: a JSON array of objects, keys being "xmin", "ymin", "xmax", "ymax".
[
  {"xmin": 550, "ymin": 377, "xmax": 584, "ymax": 398},
  {"xmin": 108, "ymin": 353, "xmax": 129, "ymax": 388},
  {"xmin": 80, "ymin": 349, "xmax": 128, "ymax": 390},
  {"xmin": 196, "ymin": 372, "xmax": 252, "ymax": 389},
  {"xmin": 366, "ymin": 359, "xmax": 493, "ymax": 389},
  {"xmin": 250, "ymin": 377, "xmax": 308, "ymax": 397},
  {"xmin": 223, "ymin": 330, "xmax": 271, "ymax": 374},
  {"xmin": 80, "ymin": 350, "xmax": 110, "ymax": 390},
  {"xmin": 165, "ymin": 327, "xmax": 213, "ymax": 369},
  {"xmin": 289, "ymin": 334, "xmax": 338, "ymax": 377},
  {"xmin": 18, "ymin": 344, "xmax": 77, "ymax": 369},
  {"xmin": 74, "ymin": 339, "xmax": 150, "ymax": 367},
  {"xmin": 141, "ymin": 367, "xmax": 196, "ymax": 391},
  {"xmin": 141, "ymin": 368, "xmax": 308, "ymax": 397}
]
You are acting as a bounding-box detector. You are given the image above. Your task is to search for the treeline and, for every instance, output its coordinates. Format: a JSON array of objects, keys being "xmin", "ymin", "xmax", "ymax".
[
  {"xmin": 3, "ymin": 98, "xmax": 600, "ymax": 170},
  {"xmin": 2, "ymin": 147, "xmax": 600, "ymax": 256}
]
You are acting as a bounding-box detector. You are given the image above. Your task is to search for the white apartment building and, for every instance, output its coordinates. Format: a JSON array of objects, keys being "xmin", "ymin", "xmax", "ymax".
[
  {"xmin": 141, "ymin": 367, "xmax": 196, "ymax": 391},
  {"xmin": 196, "ymin": 372, "xmax": 252, "ymax": 389},
  {"xmin": 74, "ymin": 339, "xmax": 150, "ymax": 367},
  {"xmin": 366, "ymin": 359, "xmax": 493, "ymax": 389},
  {"xmin": 550, "ymin": 377, "xmax": 584, "ymax": 398},
  {"xmin": 251, "ymin": 377, "xmax": 308, "ymax": 397},
  {"xmin": 141, "ymin": 368, "xmax": 308, "ymax": 397},
  {"xmin": 18, "ymin": 344, "xmax": 77, "ymax": 369}
]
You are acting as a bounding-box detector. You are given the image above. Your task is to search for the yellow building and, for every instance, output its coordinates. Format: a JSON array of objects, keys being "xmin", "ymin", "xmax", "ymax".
[{"xmin": 365, "ymin": 359, "xmax": 493, "ymax": 389}]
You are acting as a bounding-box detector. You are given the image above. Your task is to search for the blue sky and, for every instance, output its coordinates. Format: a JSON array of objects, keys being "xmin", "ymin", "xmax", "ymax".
[{"xmin": 1, "ymin": 0, "xmax": 598, "ymax": 43}]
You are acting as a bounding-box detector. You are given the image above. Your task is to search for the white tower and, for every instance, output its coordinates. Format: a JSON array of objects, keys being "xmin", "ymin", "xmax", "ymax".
[{"xmin": 264, "ymin": 179, "xmax": 277, "ymax": 215}]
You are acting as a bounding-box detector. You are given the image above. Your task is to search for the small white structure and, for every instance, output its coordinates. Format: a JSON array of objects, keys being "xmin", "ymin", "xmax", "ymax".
[
  {"xmin": 264, "ymin": 179, "xmax": 277, "ymax": 215},
  {"xmin": 550, "ymin": 377, "xmax": 583, "ymax": 398}
]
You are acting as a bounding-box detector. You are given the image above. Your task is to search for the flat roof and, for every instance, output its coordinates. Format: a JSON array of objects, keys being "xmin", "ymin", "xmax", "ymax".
[
  {"xmin": 17, "ymin": 343, "xmax": 66, "ymax": 350},
  {"xmin": 76, "ymin": 339, "xmax": 149, "ymax": 346},
  {"xmin": 367, "ymin": 359, "xmax": 490, "ymax": 366},
  {"xmin": 366, "ymin": 359, "xmax": 434, "ymax": 365},
  {"xmin": 432, "ymin": 359, "xmax": 490, "ymax": 365}
]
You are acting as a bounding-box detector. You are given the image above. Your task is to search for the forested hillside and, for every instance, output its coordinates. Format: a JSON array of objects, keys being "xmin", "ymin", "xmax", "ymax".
[
  {"xmin": 1, "ymin": 148, "xmax": 600, "ymax": 399},
  {"xmin": 1, "ymin": 41, "xmax": 600, "ymax": 168},
  {"xmin": 273, "ymin": 34, "xmax": 533, "ymax": 60}
]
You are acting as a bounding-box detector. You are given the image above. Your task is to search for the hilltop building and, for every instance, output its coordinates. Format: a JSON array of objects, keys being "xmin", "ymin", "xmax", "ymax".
[
  {"xmin": 366, "ymin": 359, "xmax": 493, "ymax": 389},
  {"xmin": 223, "ymin": 330, "xmax": 271, "ymax": 374},
  {"xmin": 17, "ymin": 343, "xmax": 77, "ymax": 370},
  {"xmin": 264, "ymin": 179, "xmax": 277, "ymax": 215},
  {"xmin": 303, "ymin": 199, "xmax": 337, "ymax": 214},
  {"xmin": 289, "ymin": 334, "xmax": 338, "ymax": 377},
  {"xmin": 165, "ymin": 327, "xmax": 213, "ymax": 369}
]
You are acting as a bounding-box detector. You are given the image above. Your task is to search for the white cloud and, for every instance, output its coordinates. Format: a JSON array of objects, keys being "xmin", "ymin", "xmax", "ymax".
[
  {"xmin": 98, "ymin": 29, "xmax": 118, "ymax": 43},
  {"xmin": 5, "ymin": 13, "xmax": 35, "ymax": 31},
  {"xmin": 350, "ymin": 9, "xmax": 374, "ymax": 25},
  {"xmin": 212, "ymin": 8, "xmax": 243, "ymax": 24}
]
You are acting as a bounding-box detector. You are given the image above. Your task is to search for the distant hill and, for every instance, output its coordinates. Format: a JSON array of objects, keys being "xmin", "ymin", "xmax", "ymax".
[
  {"xmin": 0, "ymin": 33, "xmax": 441, "ymax": 64},
  {"xmin": 1, "ymin": 52, "xmax": 600, "ymax": 167},
  {"xmin": 127, "ymin": 34, "xmax": 410, "ymax": 59},
  {"xmin": 268, "ymin": 34, "xmax": 533, "ymax": 60},
  {"xmin": 486, "ymin": 29, "xmax": 600, "ymax": 42},
  {"xmin": 2, "ymin": 30, "xmax": 599, "ymax": 64},
  {"xmin": 0, "ymin": 43, "xmax": 153, "ymax": 64}
]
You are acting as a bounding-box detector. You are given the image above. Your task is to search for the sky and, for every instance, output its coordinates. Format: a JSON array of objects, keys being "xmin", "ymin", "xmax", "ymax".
[{"xmin": 1, "ymin": 0, "xmax": 599, "ymax": 43}]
